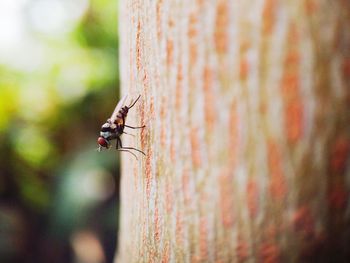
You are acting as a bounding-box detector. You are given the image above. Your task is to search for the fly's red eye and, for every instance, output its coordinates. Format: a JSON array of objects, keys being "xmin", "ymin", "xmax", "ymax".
[{"xmin": 97, "ymin": 137, "xmax": 108, "ymax": 147}]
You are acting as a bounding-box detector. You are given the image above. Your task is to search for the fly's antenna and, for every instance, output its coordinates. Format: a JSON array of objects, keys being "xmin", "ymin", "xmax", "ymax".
[{"xmin": 128, "ymin": 95, "xmax": 141, "ymax": 109}]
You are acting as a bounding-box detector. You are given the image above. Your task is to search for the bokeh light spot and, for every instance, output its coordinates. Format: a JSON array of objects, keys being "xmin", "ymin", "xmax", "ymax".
[{"xmin": 14, "ymin": 127, "xmax": 52, "ymax": 167}]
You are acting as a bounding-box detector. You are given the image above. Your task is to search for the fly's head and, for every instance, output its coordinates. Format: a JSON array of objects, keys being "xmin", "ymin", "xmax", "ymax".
[
  {"xmin": 97, "ymin": 136, "xmax": 110, "ymax": 151},
  {"xmin": 97, "ymin": 122, "xmax": 114, "ymax": 151}
]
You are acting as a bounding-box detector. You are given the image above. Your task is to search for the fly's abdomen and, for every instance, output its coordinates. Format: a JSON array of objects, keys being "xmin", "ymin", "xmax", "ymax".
[{"xmin": 115, "ymin": 106, "xmax": 129, "ymax": 135}]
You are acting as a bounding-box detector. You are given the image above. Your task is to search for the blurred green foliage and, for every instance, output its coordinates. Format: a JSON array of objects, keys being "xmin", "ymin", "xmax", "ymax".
[{"xmin": 0, "ymin": 0, "xmax": 120, "ymax": 262}]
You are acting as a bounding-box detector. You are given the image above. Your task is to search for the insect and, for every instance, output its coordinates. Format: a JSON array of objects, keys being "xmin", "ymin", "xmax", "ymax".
[{"xmin": 97, "ymin": 94, "xmax": 145, "ymax": 159}]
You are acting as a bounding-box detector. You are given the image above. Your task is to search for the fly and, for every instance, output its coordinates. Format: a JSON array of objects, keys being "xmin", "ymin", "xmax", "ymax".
[{"xmin": 97, "ymin": 94, "xmax": 145, "ymax": 159}]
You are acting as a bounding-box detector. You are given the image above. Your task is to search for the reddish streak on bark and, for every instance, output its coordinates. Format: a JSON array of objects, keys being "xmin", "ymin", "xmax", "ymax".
[
  {"xmin": 199, "ymin": 217, "xmax": 209, "ymax": 260},
  {"xmin": 141, "ymin": 220, "xmax": 147, "ymax": 258},
  {"xmin": 344, "ymin": 59, "xmax": 350, "ymax": 104},
  {"xmin": 175, "ymin": 64, "xmax": 183, "ymax": 110},
  {"xmin": 285, "ymin": 100, "xmax": 303, "ymax": 143},
  {"xmin": 285, "ymin": 50, "xmax": 300, "ymax": 65},
  {"xmin": 165, "ymin": 180, "xmax": 173, "ymax": 213},
  {"xmin": 246, "ymin": 179, "xmax": 259, "ymax": 218},
  {"xmin": 229, "ymin": 102, "xmax": 239, "ymax": 167},
  {"xmin": 330, "ymin": 136, "xmax": 350, "ymax": 173},
  {"xmin": 133, "ymin": 165, "xmax": 138, "ymax": 190},
  {"xmin": 239, "ymin": 56, "xmax": 249, "ymax": 80},
  {"xmin": 267, "ymin": 140, "xmax": 287, "ymax": 200},
  {"xmin": 156, "ymin": 0, "xmax": 163, "ymax": 39},
  {"xmin": 182, "ymin": 169, "xmax": 191, "ymax": 205},
  {"xmin": 168, "ymin": 18, "xmax": 174, "ymax": 28},
  {"xmin": 167, "ymin": 39, "xmax": 174, "ymax": 66},
  {"xmin": 160, "ymin": 96, "xmax": 167, "ymax": 116},
  {"xmin": 258, "ymin": 242, "xmax": 281, "ymax": 263},
  {"xmin": 188, "ymin": 13, "xmax": 198, "ymax": 64},
  {"xmin": 262, "ymin": 0, "xmax": 276, "ymax": 34},
  {"xmin": 305, "ymin": 0, "xmax": 319, "ymax": 15},
  {"xmin": 176, "ymin": 211, "xmax": 183, "ymax": 245},
  {"xmin": 190, "ymin": 127, "xmax": 202, "ymax": 168},
  {"xmin": 196, "ymin": 0, "xmax": 205, "ymax": 7},
  {"xmin": 343, "ymin": 58, "xmax": 350, "ymax": 76},
  {"xmin": 150, "ymin": 96, "xmax": 155, "ymax": 120},
  {"xmin": 145, "ymin": 148, "xmax": 152, "ymax": 200},
  {"xmin": 160, "ymin": 97, "xmax": 167, "ymax": 148},
  {"xmin": 328, "ymin": 183, "xmax": 349, "ymax": 210},
  {"xmin": 219, "ymin": 169, "xmax": 235, "ymax": 227},
  {"xmin": 203, "ymin": 66, "xmax": 215, "ymax": 130},
  {"xmin": 236, "ymin": 236, "xmax": 249, "ymax": 262},
  {"xmin": 281, "ymin": 25, "xmax": 303, "ymax": 144},
  {"xmin": 136, "ymin": 20, "xmax": 142, "ymax": 71},
  {"xmin": 161, "ymin": 242, "xmax": 170, "ymax": 263},
  {"xmin": 140, "ymin": 95, "xmax": 154, "ymax": 200},
  {"xmin": 170, "ymin": 134, "xmax": 175, "ymax": 162},
  {"xmin": 291, "ymin": 206, "xmax": 315, "ymax": 240},
  {"xmin": 214, "ymin": 0, "xmax": 229, "ymax": 54},
  {"xmin": 140, "ymin": 100, "xmax": 146, "ymax": 149},
  {"xmin": 154, "ymin": 200, "xmax": 160, "ymax": 242},
  {"xmin": 281, "ymin": 74, "xmax": 298, "ymax": 94},
  {"xmin": 140, "ymin": 96, "xmax": 152, "ymax": 150},
  {"xmin": 142, "ymin": 69, "xmax": 150, "ymax": 97}
]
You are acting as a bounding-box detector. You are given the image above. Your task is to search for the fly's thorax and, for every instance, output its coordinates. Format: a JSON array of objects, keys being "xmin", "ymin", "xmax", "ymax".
[
  {"xmin": 101, "ymin": 121, "xmax": 117, "ymax": 131},
  {"xmin": 100, "ymin": 131, "xmax": 111, "ymax": 139},
  {"xmin": 100, "ymin": 121, "xmax": 117, "ymax": 140}
]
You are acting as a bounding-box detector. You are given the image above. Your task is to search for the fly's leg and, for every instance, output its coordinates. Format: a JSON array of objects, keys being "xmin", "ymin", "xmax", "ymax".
[
  {"xmin": 123, "ymin": 131, "xmax": 135, "ymax": 137},
  {"xmin": 118, "ymin": 149, "xmax": 138, "ymax": 160},
  {"xmin": 120, "ymin": 146, "xmax": 146, "ymax": 156},
  {"xmin": 117, "ymin": 136, "xmax": 146, "ymax": 156},
  {"xmin": 116, "ymin": 136, "xmax": 120, "ymax": 149},
  {"xmin": 116, "ymin": 137, "xmax": 138, "ymax": 159},
  {"xmin": 125, "ymin": 124, "xmax": 146, "ymax": 129}
]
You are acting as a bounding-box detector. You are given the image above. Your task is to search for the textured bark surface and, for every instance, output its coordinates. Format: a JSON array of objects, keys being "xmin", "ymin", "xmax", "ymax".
[{"xmin": 116, "ymin": 0, "xmax": 350, "ymax": 262}]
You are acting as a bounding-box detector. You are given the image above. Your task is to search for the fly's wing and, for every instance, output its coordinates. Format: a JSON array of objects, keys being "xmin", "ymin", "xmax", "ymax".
[{"xmin": 109, "ymin": 94, "xmax": 128, "ymax": 123}]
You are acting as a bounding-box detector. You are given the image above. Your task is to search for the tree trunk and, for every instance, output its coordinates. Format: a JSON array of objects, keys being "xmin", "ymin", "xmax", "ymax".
[{"xmin": 116, "ymin": 0, "xmax": 350, "ymax": 262}]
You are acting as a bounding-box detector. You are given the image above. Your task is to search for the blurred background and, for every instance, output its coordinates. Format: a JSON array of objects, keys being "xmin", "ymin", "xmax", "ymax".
[{"xmin": 0, "ymin": 0, "xmax": 120, "ymax": 262}]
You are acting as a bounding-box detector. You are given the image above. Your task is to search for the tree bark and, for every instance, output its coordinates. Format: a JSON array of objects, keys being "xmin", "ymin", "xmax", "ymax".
[{"xmin": 116, "ymin": 0, "xmax": 350, "ymax": 262}]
